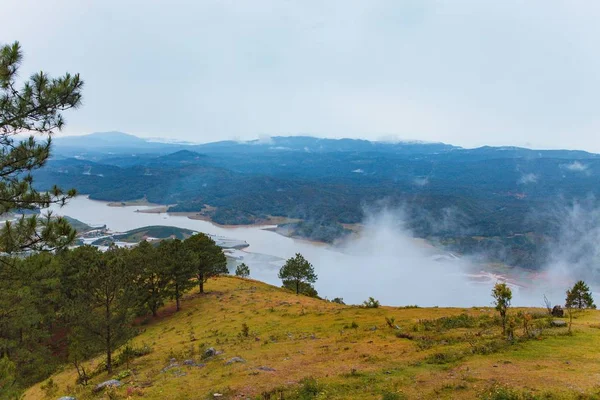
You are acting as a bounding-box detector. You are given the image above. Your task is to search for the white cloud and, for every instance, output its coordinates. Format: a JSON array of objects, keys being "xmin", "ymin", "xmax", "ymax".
[
  {"xmin": 518, "ymin": 173, "xmax": 538, "ymax": 184},
  {"xmin": 562, "ymin": 161, "xmax": 588, "ymax": 172}
]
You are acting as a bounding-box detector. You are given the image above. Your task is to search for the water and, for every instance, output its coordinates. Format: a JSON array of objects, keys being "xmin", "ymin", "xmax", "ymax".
[{"xmin": 47, "ymin": 196, "xmax": 547, "ymax": 307}]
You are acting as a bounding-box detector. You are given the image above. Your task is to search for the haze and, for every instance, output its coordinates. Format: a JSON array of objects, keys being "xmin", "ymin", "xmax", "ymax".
[{"xmin": 3, "ymin": 1, "xmax": 600, "ymax": 151}]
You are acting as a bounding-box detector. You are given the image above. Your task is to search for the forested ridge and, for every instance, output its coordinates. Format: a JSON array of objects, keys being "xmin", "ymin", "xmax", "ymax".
[{"xmin": 33, "ymin": 136, "xmax": 600, "ymax": 268}]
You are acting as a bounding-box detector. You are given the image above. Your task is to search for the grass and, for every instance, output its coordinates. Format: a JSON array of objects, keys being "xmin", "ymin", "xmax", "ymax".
[{"xmin": 24, "ymin": 277, "xmax": 600, "ymax": 399}]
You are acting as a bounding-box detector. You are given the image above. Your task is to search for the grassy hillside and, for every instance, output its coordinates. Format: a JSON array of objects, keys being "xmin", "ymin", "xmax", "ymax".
[{"xmin": 25, "ymin": 277, "xmax": 600, "ymax": 399}]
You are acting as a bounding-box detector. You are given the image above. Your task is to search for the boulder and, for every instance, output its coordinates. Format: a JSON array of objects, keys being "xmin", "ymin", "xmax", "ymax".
[
  {"xmin": 551, "ymin": 305, "xmax": 564, "ymax": 317},
  {"xmin": 93, "ymin": 379, "xmax": 122, "ymax": 392},
  {"xmin": 551, "ymin": 319, "xmax": 567, "ymax": 327},
  {"xmin": 225, "ymin": 357, "xmax": 246, "ymax": 365},
  {"xmin": 202, "ymin": 347, "xmax": 221, "ymax": 359}
]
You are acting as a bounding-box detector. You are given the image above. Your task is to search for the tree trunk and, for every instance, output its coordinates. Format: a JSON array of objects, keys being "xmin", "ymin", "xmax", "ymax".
[
  {"xmin": 198, "ymin": 273, "xmax": 204, "ymax": 294},
  {"xmin": 106, "ymin": 298, "xmax": 112, "ymax": 373},
  {"xmin": 296, "ymin": 280, "xmax": 299, "ymax": 295},
  {"xmin": 175, "ymin": 283, "xmax": 181, "ymax": 311}
]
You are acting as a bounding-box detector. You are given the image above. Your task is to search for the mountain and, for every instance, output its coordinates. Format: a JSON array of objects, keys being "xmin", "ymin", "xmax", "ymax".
[{"xmin": 38, "ymin": 133, "xmax": 600, "ymax": 269}]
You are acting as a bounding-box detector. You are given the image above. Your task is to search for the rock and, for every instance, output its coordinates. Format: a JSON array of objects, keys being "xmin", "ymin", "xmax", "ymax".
[
  {"xmin": 183, "ymin": 359, "xmax": 196, "ymax": 366},
  {"xmin": 93, "ymin": 379, "xmax": 122, "ymax": 392},
  {"xmin": 202, "ymin": 347, "xmax": 218, "ymax": 359},
  {"xmin": 369, "ymin": 326, "xmax": 377, "ymax": 331},
  {"xmin": 213, "ymin": 394, "xmax": 223, "ymax": 397},
  {"xmin": 551, "ymin": 319, "xmax": 567, "ymax": 327},
  {"xmin": 161, "ymin": 361, "xmax": 180, "ymax": 372},
  {"xmin": 257, "ymin": 366, "xmax": 275, "ymax": 371},
  {"xmin": 552, "ymin": 305, "xmax": 564, "ymax": 317},
  {"xmin": 58, "ymin": 397, "xmax": 76, "ymax": 400},
  {"xmin": 225, "ymin": 357, "xmax": 246, "ymax": 365}
]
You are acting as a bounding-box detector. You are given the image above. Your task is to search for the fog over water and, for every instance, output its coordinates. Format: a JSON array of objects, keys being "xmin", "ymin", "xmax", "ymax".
[{"xmin": 48, "ymin": 196, "xmax": 583, "ymax": 307}]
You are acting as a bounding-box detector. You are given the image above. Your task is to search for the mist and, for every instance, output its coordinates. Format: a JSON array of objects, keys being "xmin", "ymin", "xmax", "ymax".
[{"xmin": 303, "ymin": 208, "xmax": 547, "ymax": 307}]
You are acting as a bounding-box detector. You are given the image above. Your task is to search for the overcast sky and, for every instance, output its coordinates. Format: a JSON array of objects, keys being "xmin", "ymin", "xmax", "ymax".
[{"xmin": 3, "ymin": 1, "xmax": 600, "ymax": 150}]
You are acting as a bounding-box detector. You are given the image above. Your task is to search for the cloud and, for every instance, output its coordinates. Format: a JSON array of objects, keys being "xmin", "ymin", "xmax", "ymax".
[
  {"xmin": 518, "ymin": 173, "xmax": 538, "ymax": 184},
  {"xmin": 562, "ymin": 161, "xmax": 588, "ymax": 172},
  {"xmin": 4, "ymin": 1, "xmax": 600, "ymax": 150},
  {"xmin": 413, "ymin": 177, "xmax": 429, "ymax": 186}
]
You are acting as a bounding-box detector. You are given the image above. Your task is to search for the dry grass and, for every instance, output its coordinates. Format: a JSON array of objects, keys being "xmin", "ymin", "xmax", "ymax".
[{"xmin": 24, "ymin": 277, "xmax": 600, "ymax": 400}]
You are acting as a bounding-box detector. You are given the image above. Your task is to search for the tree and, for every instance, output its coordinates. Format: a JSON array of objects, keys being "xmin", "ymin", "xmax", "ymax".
[
  {"xmin": 184, "ymin": 233, "xmax": 227, "ymax": 294},
  {"xmin": 158, "ymin": 239, "xmax": 196, "ymax": 311},
  {"xmin": 129, "ymin": 240, "xmax": 170, "ymax": 317},
  {"xmin": 0, "ymin": 41, "xmax": 83, "ymax": 255},
  {"xmin": 63, "ymin": 245, "xmax": 135, "ymax": 373},
  {"xmin": 566, "ymin": 280, "xmax": 595, "ymax": 333},
  {"xmin": 235, "ymin": 263, "xmax": 250, "ymax": 278},
  {"xmin": 566, "ymin": 280, "xmax": 595, "ymax": 310},
  {"xmin": 492, "ymin": 282, "xmax": 512, "ymax": 336},
  {"xmin": 278, "ymin": 253, "xmax": 317, "ymax": 295}
]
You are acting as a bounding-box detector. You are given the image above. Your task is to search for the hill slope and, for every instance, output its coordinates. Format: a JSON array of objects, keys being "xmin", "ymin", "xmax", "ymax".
[{"xmin": 25, "ymin": 277, "xmax": 600, "ymax": 400}]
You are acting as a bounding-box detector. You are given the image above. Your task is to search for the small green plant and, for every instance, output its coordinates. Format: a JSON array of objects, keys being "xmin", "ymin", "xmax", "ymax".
[
  {"xmin": 241, "ymin": 323, "xmax": 250, "ymax": 337},
  {"xmin": 362, "ymin": 297, "xmax": 380, "ymax": 308},
  {"xmin": 41, "ymin": 378, "xmax": 59, "ymax": 398},
  {"xmin": 385, "ymin": 316, "xmax": 398, "ymax": 329}
]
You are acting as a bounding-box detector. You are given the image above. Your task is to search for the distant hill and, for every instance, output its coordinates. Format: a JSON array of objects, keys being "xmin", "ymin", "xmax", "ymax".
[{"xmin": 38, "ymin": 133, "xmax": 600, "ymax": 270}]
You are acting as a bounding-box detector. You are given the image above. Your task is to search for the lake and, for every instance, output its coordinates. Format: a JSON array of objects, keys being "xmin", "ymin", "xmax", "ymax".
[{"xmin": 48, "ymin": 196, "xmax": 550, "ymax": 307}]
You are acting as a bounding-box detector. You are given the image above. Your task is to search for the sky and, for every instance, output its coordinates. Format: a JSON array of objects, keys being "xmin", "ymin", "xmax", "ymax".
[{"xmin": 3, "ymin": 0, "xmax": 600, "ymax": 151}]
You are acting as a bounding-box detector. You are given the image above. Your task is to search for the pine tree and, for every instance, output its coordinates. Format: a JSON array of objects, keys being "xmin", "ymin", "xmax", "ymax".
[
  {"xmin": 0, "ymin": 41, "xmax": 83, "ymax": 255},
  {"xmin": 278, "ymin": 253, "xmax": 317, "ymax": 295},
  {"xmin": 235, "ymin": 263, "xmax": 250, "ymax": 278},
  {"xmin": 129, "ymin": 240, "xmax": 170, "ymax": 317},
  {"xmin": 184, "ymin": 233, "xmax": 227, "ymax": 294},
  {"xmin": 62, "ymin": 245, "xmax": 135, "ymax": 373},
  {"xmin": 158, "ymin": 239, "xmax": 196, "ymax": 311}
]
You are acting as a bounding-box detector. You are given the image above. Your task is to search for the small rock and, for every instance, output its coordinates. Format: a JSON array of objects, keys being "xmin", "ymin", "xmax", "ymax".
[
  {"xmin": 202, "ymin": 347, "xmax": 220, "ymax": 359},
  {"xmin": 213, "ymin": 394, "xmax": 223, "ymax": 398},
  {"xmin": 93, "ymin": 379, "xmax": 122, "ymax": 393},
  {"xmin": 369, "ymin": 326, "xmax": 377, "ymax": 331},
  {"xmin": 551, "ymin": 320, "xmax": 567, "ymax": 327},
  {"xmin": 183, "ymin": 359, "xmax": 196, "ymax": 366},
  {"xmin": 257, "ymin": 366, "xmax": 275, "ymax": 371},
  {"xmin": 58, "ymin": 397, "xmax": 76, "ymax": 400},
  {"xmin": 161, "ymin": 361, "xmax": 180, "ymax": 372},
  {"xmin": 225, "ymin": 357, "xmax": 246, "ymax": 365}
]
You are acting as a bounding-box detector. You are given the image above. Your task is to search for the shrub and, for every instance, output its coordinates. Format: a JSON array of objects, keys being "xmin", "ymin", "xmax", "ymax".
[
  {"xmin": 381, "ymin": 391, "xmax": 407, "ymax": 400},
  {"xmin": 241, "ymin": 323, "xmax": 250, "ymax": 338},
  {"xmin": 331, "ymin": 297, "xmax": 345, "ymax": 305},
  {"xmin": 362, "ymin": 297, "xmax": 380, "ymax": 308},
  {"xmin": 395, "ymin": 332, "xmax": 414, "ymax": 340}
]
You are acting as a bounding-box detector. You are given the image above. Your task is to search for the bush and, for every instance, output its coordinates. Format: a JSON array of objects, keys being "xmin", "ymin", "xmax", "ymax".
[
  {"xmin": 362, "ymin": 297, "xmax": 380, "ymax": 308},
  {"xmin": 424, "ymin": 350, "xmax": 464, "ymax": 365},
  {"xmin": 331, "ymin": 297, "xmax": 345, "ymax": 305},
  {"xmin": 381, "ymin": 391, "xmax": 407, "ymax": 400}
]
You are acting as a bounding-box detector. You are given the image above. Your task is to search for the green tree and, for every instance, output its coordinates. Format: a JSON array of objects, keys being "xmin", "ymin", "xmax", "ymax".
[
  {"xmin": 278, "ymin": 253, "xmax": 317, "ymax": 295},
  {"xmin": 63, "ymin": 245, "xmax": 135, "ymax": 373},
  {"xmin": 158, "ymin": 239, "xmax": 196, "ymax": 311},
  {"xmin": 492, "ymin": 282, "xmax": 512, "ymax": 336},
  {"xmin": 0, "ymin": 41, "xmax": 82, "ymax": 255},
  {"xmin": 129, "ymin": 240, "xmax": 170, "ymax": 317},
  {"xmin": 566, "ymin": 280, "xmax": 595, "ymax": 310},
  {"xmin": 184, "ymin": 233, "xmax": 227, "ymax": 294},
  {"xmin": 566, "ymin": 280, "xmax": 595, "ymax": 333},
  {"xmin": 235, "ymin": 263, "xmax": 250, "ymax": 278}
]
